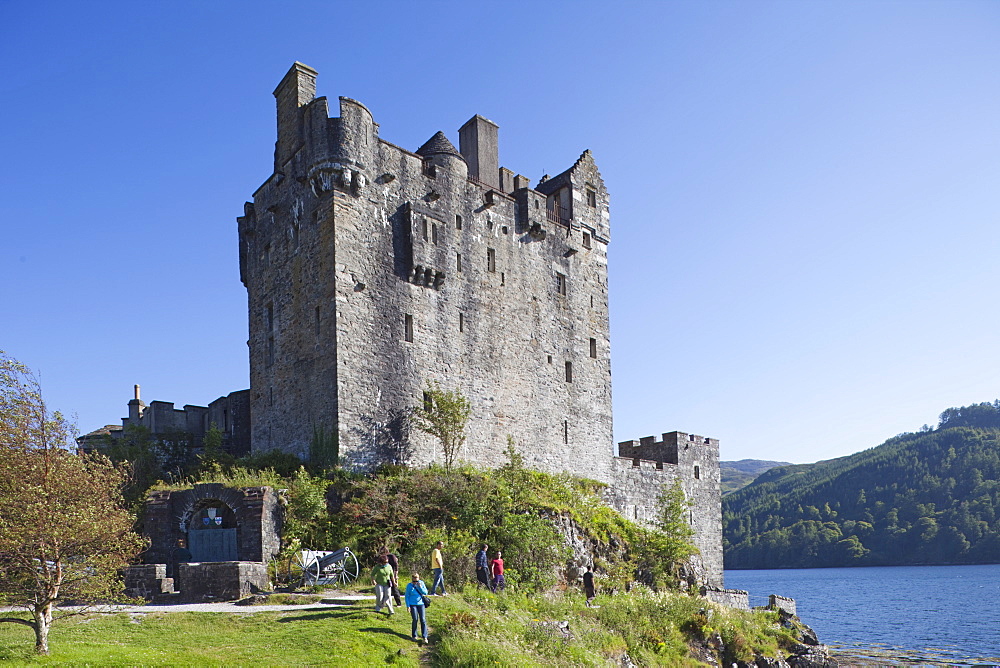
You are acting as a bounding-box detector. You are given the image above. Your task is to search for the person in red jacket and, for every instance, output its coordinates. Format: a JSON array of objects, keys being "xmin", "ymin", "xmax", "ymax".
[{"xmin": 490, "ymin": 550, "xmax": 505, "ymax": 593}]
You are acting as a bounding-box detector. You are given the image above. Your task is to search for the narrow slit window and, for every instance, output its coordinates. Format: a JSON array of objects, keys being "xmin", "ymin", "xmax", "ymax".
[
  {"xmin": 421, "ymin": 218, "xmax": 428, "ymax": 242},
  {"xmin": 556, "ymin": 272, "xmax": 567, "ymax": 296},
  {"xmin": 459, "ymin": 312, "xmax": 464, "ymax": 332},
  {"xmin": 563, "ymin": 420, "xmax": 569, "ymax": 444},
  {"xmin": 565, "ymin": 361, "xmax": 573, "ymax": 383},
  {"xmin": 694, "ymin": 465, "xmax": 701, "ymax": 480},
  {"xmin": 423, "ymin": 391, "xmax": 433, "ymax": 412},
  {"xmin": 547, "ymin": 355, "xmax": 552, "ymax": 364},
  {"xmin": 267, "ymin": 336, "xmax": 275, "ymax": 367},
  {"xmin": 315, "ymin": 306, "xmax": 321, "ymax": 336},
  {"xmin": 582, "ymin": 231, "xmax": 591, "ymax": 249},
  {"xmin": 404, "ymin": 314, "xmax": 414, "ymax": 343},
  {"xmin": 456, "ymin": 214, "xmax": 463, "ymax": 230},
  {"xmin": 487, "ymin": 247, "xmax": 496, "ymax": 273},
  {"xmin": 432, "ymin": 223, "xmax": 439, "ymax": 245},
  {"xmin": 456, "ymin": 252, "xmax": 462, "ymax": 272},
  {"xmin": 589, "ymin": 337, "xmax": 597, "ymax": 358}
]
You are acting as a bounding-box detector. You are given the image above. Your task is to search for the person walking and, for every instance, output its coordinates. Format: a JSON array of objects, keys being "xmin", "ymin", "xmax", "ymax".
[
  {"xmin": 405, "ymin": 572, "xmax": 430, "ymax": 644},
  {"xmin": 583, "ymin": 567, "xmax": 596, "ymax": 606},
  {"xmin": 490, "ymin": 549, "xmax": 505, "ymax": 593},
  {"xmin": 371, "ymin": 554, "xmax": 395, "ymax": 614},
  {"xmin": 429, "ymin": 540, "xmax": 447, "ymax": 595},
  {"xmin": 475, "ymin": 543, "xmax": 490, "ymax": 588},
  {"xmin": 380, "ymin": 546, "xmax": 402, "ymax": 606}
]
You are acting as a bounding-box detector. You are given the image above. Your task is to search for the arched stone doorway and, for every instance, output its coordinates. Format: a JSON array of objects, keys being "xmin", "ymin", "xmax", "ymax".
[{"xmin": 187, "ymin": 500, "xmax": 239, "ymax": 562}]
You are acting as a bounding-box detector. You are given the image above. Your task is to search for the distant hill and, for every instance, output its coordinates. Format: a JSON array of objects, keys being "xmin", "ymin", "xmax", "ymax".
[
  {"xmin": 723, "ymin": 401, "xmax": 1000, "ymax": 569},
  {"xmin": 720, "ymin": 459, "xmax": 791, "ymax": 495}
]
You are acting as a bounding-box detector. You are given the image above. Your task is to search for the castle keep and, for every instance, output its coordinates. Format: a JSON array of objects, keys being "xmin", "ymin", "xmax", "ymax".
[
  {"xmin": 234, "ymin": 62, "xmax": 723, "ymax": 586},
  {"xmin": 239, "ymin": 62, "xmax": 612, "ymax": 479}
]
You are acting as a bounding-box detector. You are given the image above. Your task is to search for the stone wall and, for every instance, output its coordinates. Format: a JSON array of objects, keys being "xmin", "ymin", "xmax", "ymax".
[
  {"xmin": 177, "ymin": 562, "xmax": 268, "ymax": 603},
  {"xmin": 701, "ymin": 585, "xmax": 750, "ymax": 610},
  {"xmin": 607, "ymin": 432, "xmax": 723, "ymax": 588},
  {"xmin": 239, "ymin": 63, "xmax": 613, "ymax": 481},
  {"xmin": 141, "ymin": 483, "xmax": 281, "ymax": 567}
]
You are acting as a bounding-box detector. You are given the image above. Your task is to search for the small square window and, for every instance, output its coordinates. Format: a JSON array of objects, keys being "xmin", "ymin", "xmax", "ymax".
[{"xmin": 582, "ymin": 232, "xmax": 591, "ymax": 249}]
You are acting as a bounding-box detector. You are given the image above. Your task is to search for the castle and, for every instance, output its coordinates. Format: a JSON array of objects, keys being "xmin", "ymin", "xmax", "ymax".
[
  {"xmin": 236, "ymin": 62, "xmax": 722, "ymax": 586},
  {"xmin": 83, "ymin": 62, "xmax": 724, "ymax": 588}
]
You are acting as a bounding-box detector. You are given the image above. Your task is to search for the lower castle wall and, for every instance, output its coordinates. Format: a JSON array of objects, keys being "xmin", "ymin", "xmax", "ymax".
[
  {"xmin": 701, "ymin": 585, "xmax": 750, "ymax": 610},
  {"xmin": 606, "ymin": 452, "xmax": 723, "ymax": 588}
]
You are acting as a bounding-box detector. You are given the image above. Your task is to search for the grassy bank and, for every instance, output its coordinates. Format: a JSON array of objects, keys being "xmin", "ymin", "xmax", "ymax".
[{"xmin": 0, "ymin": 585, "xmax": 803, "ymax": 666}]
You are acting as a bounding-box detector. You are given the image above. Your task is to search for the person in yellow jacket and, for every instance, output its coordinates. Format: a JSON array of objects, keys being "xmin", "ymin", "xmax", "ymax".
[{"xmin": 429, "ymin": 540, "xmax": 447, "ymax": 595}]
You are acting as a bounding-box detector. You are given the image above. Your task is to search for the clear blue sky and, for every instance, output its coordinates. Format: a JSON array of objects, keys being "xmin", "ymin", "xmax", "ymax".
[{"xmin": 3, "ymin": 1, "xmax": 999, "ymax": 464}]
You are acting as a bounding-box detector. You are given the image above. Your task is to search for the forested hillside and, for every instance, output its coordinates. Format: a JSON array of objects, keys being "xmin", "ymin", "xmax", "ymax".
[{"xmin": 723, "ymin": 401, "xmax": 1000, "ymax": 569}]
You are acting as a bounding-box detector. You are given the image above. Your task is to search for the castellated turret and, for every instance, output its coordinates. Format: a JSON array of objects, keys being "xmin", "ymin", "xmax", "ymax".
[{"xmin": 238, "ymin": 62, "xmax": 614, "ymax": 480}]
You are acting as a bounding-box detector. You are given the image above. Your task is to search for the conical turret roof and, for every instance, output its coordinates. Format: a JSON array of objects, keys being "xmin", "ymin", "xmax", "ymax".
[{"xmin": 416, "ymin": 131, "xmax": 464, "ymax": 159}]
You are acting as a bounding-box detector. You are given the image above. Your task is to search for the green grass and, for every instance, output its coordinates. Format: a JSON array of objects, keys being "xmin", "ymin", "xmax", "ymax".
[
  {"xmin": 0, "ymin": 586, "xmax": 802, "ymax": 666},
  {"xmin": 0, "ymin": 604, "xmax": 423, "ymax": 666}
]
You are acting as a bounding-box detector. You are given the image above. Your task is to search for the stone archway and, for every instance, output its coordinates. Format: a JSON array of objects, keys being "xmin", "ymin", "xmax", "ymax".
[{"xmin": 186, "ymin": 499, "xmax": 239, "ymax": 562}]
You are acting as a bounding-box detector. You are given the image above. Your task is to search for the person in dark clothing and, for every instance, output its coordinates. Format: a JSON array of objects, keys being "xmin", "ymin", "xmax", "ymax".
[
  {"xmin": 583, "ymin": 567, "xmax": 596, "ymax": 606},
  {"xmin": 475, "ymin": 543, "xmax": 490, "ymax": 588}
]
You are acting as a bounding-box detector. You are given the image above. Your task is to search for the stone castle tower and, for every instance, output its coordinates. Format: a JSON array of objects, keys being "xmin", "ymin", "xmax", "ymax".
[
  {"xmin": 238, "ymin": 63, "xmax": 612, "ymax": 479},
  {"xmin": 237, "ymin": 63, "xmax": 723, "ymax": 586}
]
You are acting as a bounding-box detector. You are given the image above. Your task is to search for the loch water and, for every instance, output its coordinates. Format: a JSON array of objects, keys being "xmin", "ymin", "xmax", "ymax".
[{"xmin": 725, "ymin": 564, "xmax": 1000, "ymax": 666}]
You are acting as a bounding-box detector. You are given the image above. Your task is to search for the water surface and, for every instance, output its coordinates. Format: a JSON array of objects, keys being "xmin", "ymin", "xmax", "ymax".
[{"xmin": 725, "ymin": 564, "xmax": 1000, "ymax": 666}]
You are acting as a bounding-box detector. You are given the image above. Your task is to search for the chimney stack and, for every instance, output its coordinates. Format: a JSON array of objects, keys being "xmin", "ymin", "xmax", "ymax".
[{"xmin": 459, "ymin": 115, "xmax": 499, "ymax": 188}]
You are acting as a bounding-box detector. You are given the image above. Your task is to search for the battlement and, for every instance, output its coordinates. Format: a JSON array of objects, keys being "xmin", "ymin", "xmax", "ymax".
[{"xmin": 617, "ymin": 431, "xmax": 719, "ymax": 463}]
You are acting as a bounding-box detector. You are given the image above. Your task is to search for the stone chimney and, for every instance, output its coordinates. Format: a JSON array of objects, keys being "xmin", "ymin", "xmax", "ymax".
[{"xmin": 459, "ymin": 115, "xmax": 499, "ymax": 188}]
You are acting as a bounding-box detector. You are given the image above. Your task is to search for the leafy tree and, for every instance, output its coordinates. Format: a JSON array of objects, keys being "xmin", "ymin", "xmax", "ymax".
[
  {"xmin": 196, "ymin": 422, "xmax": 235, "ymax": 472},
  {"xmin": 412, "ymin": 381, "xmax": 471, "ymax": 470},
  {"xmin": 0, "ymin": 352, "xmax": 146, "ymax": 654}
]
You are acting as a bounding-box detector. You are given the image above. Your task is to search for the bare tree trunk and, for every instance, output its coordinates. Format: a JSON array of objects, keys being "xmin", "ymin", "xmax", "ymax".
[{"xmin": 32, "ymin": 602, "xmax": 52, "ymax": 654}]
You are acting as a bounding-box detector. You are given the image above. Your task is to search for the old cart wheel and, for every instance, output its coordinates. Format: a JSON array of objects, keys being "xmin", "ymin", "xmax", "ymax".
[
  {"xmin": 288, "ymin": 551, "xmax": 319, "ymax": 587},
  {"xmin": 333, "ymin": 549, "xmax": 359, "ymax": 586}
]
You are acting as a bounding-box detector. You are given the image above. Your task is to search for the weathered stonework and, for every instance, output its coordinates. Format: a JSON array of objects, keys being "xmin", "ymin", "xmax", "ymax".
[
  {"xmin": 239, "ymin": 62, "xmax": 612, "ymax": 481},
  {"xmin": 141, "ymin": 483, "xmax": 281, "ymax": 567},
  {"xmin": 237, "ymin": 63, "xmax": 724, "ymax": 588},
  {"xmin": 177, "ymin": 561, "xmax": 268, "ymax": 603},
  {"xmin": 610, "ymin": 432, "xmax": 723, "ymax": 586}
]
